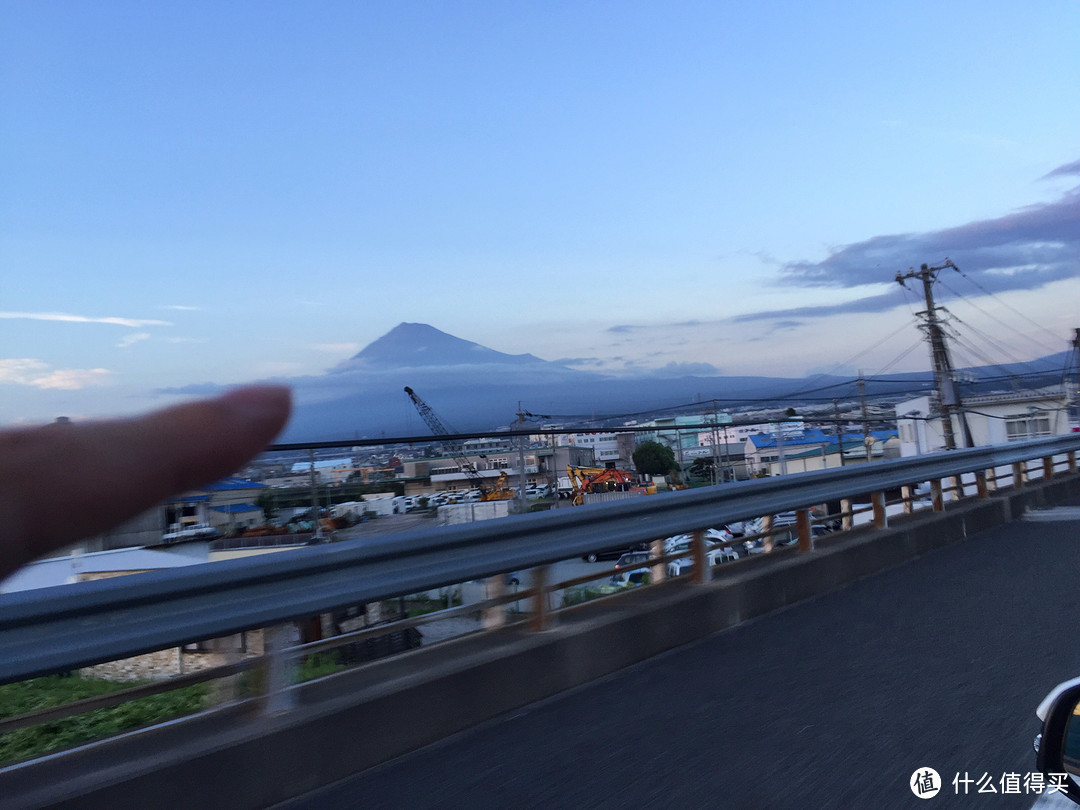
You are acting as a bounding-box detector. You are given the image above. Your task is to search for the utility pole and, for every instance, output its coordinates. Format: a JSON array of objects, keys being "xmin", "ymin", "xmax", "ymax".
[
  {"xmin": 857, "ymin": 373, "xmax": 872, "ymax": 462},
  {"xmin": 1072, "ymin": 329, "xmax": 1080, "ymax": 418},
  {"xmin": 833, "ymin": 399, "xmax": 845, "ymax": 467},
  {"xmin": 517, "ymin": 402, "xmax": 529, "ymax": 505},
  {"xmin": 309, "ymin": 449, "xmax": 324, "ymax": 542},
  {"xmin": 774, "ymin": 421, "xmax": 787, "ymax": 475},
  {"xmin": 896, "ymin": 260, "xmax": 973, "ymax": 450},
  {"xmin": 710, "ymin": 400, "xmax": 720, "ymax": 486},
  {"xmin": 721, "ymin": 423, "xmax": 731, "ymax": 482}
]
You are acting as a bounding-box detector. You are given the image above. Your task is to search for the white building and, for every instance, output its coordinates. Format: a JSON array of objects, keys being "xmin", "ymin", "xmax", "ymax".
[
  {"xmin": 561, "ymin": 432, "xmax": 623, "ymax": 463},
  {"xmin": 288, "ymin": 458, "xmax": 356, "ymax": 485},
  {"xmin": 895, "ymin": 388, "xmax": 1072, "ymax": 456},
  {"xmin": 696, "ymin": 422, "xmax": 775, "ymax": 447}
]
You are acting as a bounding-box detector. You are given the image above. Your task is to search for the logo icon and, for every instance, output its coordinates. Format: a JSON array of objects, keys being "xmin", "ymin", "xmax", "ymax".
[{"xmin": 911, "ymin": 768, "xmax": 941, "ymax": 799}]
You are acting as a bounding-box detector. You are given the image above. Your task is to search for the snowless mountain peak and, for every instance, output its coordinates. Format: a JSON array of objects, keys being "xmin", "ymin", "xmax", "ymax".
[{"xmin": 338, "ymin": 323, "xmax": 547, "ymax": 370}]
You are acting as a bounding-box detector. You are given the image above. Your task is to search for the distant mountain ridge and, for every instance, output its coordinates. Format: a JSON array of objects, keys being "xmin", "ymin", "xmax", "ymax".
[
  {"xmin": 275, "ymin": 322, "xmax": 1074, "ymax": 441},
  {"xmin": 334, "ymin": 322, "xmax": 551, "ymax": 371}
]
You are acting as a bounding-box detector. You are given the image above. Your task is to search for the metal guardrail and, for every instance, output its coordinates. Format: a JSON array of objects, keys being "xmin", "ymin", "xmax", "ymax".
[{"xmin": 1, "ymin": 434, "xmax": 1078, "ymax": 685}]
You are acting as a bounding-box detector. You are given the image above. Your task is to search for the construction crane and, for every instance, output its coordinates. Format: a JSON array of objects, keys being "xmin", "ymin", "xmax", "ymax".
[{"xmin": 404, "ymin": 386, "xmax": 515, "ymax": 501}]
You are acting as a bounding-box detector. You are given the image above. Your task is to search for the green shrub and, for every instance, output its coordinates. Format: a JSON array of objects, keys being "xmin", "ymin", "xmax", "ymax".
[
  {"xmin": 0, "ymin": 675, "xmax": 210, "ymax": 765},
  {"xmin": 295, "ymin": 652, "xmax": 345, "ymax": 682}
]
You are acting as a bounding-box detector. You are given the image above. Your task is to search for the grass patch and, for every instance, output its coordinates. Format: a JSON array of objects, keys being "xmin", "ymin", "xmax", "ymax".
[
  {"xmin": 561, "ymin": 584, "xmax": 622, "ymax": 608},
  {"xmin": 399, "ymin": 593, "xmax": 462, "ymax": 618},
  {"xmin": 295, "ymin": 652, "xmax": 345, "ymax": 682},
  {"xmin": 0, "ymin": 675, "xmax": 210, "ymax": 765}
]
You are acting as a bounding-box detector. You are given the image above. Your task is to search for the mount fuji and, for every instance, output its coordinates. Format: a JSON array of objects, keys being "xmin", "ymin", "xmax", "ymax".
[{"xmin": 239, "ymin": 322, "xmax": 1068, "ymax": 442}]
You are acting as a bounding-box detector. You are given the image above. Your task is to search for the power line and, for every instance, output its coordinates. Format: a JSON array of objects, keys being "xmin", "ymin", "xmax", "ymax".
[
  {"xmin": 948, "ymin": 261, "xmax": 1070, "ymax": 348},
  {"xmin": 788, "ymin": 315, "xmax": 922, "ymax": 385},
  {"xmin": 868, "ymin": 339, "xmax": 927, "ymax": 377},
  {"xmin": 937, "ymin": 278, "xmax": 1062, "ymax": 359}
]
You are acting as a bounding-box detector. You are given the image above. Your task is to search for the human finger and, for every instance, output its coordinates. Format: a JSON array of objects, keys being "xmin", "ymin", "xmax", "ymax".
[{"xmin": 0, "ymin": 385, "xmax": 292, "ymax": 579}]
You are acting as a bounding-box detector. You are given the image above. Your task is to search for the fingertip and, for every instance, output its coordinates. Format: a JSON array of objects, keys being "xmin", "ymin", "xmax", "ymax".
[{"xmin": 219, "ymin": 385, "xmax": 293, "ymax": 437}]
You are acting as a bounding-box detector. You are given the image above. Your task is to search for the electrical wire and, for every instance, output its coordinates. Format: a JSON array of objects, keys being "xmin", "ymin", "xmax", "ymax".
[
  {"xmin": 949, "ymin": 262, "xmax": 1070, "ymax": 348},
  {"xmin": 868, "ymin": 339, "xmax": 927, "ymax": 377},
  {"xmin": 783, "ymin": 315, "xmax": 923, "ymax": 388},
  {"xmin": 937, "ymin": 278, "xmax": 1063, "ymax": 359}
]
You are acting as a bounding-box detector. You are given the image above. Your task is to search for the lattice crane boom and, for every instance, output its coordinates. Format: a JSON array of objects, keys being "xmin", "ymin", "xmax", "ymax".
[{"xmin": 404, "ymin": 386, "xmax": 489, "ymax": 495}]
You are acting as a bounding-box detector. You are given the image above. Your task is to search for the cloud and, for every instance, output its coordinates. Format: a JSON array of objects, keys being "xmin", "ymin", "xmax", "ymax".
[
  {"xmin": 0, "ymin": 311, "xmax": 172, "ymax": 328},
  {"xmin": 649, "ymin": 361, "xmax": 721, "ymax": 377},
  {"xmin": 118, "ymin": 332, "xmax": 151, "ymax": 348},
  {"xmin": 721, "ymin": 159, "xmax": 1080, "ymax": 324},
  {"xmin": 0, "ymin": 359, "xmax": 49, "ymax": 384},
  {"xmin": 553, "ymin": 357, "xmax": 606, "ymax": 366},
  {"xmin": 607, "ymin": 324, "xmax": 642, "ymax": 334},
  {"xmin": 30, "ymin": 369, "xmax": 111, "ymax": 390},
  {"xmin": 731, "ymin": 291, "xmax": 922, "ymax": 323},
  {"xmin": 156, "ymin": 382, "xmax": 225, "ymax": 396},
  {"xmin": 159, "ymin": 305, "xmax": 202, "ymax": 311},
  {"xmin": 1042, "ymin": 160, "xmax": 1080, "ymax": 180},
  {"xmin": 780, "ymin": 170, "xmax": 1080, "ymax": 295},
  {"xmin": 0, "ymin": 359, "xmax": 110, "ymax": 390}
]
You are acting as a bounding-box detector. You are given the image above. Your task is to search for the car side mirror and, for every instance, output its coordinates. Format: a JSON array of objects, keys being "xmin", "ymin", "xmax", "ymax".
[{"xmin": 1035, "ymin": 679, "xmax": 1080, "ymax": 804}]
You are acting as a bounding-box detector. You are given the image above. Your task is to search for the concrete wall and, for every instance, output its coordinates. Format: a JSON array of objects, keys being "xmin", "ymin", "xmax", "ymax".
[
  {"xmin": 6, "ymin": 472, "xmax": 1079, "ymax": 810},
  {"xmin": 436, "ymin": 500, "xmax": 511, "ymax": 524}
]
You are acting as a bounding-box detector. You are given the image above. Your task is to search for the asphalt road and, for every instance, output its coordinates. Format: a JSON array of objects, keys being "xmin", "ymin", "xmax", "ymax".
[{"xmin": 278, "ymin": 500, "xmax": 1080, "ymax": 809}]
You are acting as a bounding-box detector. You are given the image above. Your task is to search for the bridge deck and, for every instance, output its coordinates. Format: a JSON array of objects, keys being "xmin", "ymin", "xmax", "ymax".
[{"xmin": 279, "ymin": 499, "xmax": 1080, "ymax": 809}]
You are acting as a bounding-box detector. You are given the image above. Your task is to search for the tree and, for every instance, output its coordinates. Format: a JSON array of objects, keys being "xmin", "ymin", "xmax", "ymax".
[
  {"xmin": 632, "ymin": 441, "xmax": 676, "ymax": 476},
  {"xmin": 256, "ymin": 489, "xmax": 277, "ymax": 524},
  {"xmin": 689, "ymin": 457, "xmax": 714, "ymax": 481}
]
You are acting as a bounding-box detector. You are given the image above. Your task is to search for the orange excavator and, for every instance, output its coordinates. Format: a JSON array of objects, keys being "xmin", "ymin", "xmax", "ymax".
[{"xmin": 567, "ymin": 465, "xmax": 655, "ymax": 506}]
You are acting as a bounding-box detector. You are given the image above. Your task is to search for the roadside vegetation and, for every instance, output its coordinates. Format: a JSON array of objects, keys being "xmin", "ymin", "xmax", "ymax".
[{"xmin": 0, "ymin": 675, "xmax": 210, "ymax": 765}]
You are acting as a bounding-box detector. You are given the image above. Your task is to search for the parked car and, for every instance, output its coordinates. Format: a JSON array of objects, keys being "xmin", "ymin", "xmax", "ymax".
[
  {"xmin": 581, "ymin": 542, "xmax": 648, "ymax": 563},
  {"xmin": 614, "ymin": 551, "xmax": 650, "ymax": 569},
  {"xmin": 705, "ymin": 527, "xmax": 737, "ymax": 551},
  {"xmin": 664, "ymin": 539, "xmax": 736, "ymax": 577},
  {"xmin": 610, "ymin": 554, "xmax": 650, "ymax": 586},
  {"xmin": 663, "ymin": 534, "xmax": 693, "ymax": 554}
]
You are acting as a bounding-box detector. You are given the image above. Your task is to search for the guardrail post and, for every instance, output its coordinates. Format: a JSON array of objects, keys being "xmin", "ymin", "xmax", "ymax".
[
  {"xmin": 762, "ymin": 514, "xmax": 774, "ymax": 552},
  {"xmin": 840, "ymin": 499, "xmax": 853, "ymax": 531},
  {"xmin": 262, "ymin": 623, "xmax": 296, "ymax": 716},
  {"xmin": 1043, "ymin": 456, "xmax": 1054, "ymax": 481},
  {"xmin": 796, "ymin": 509, "xmax": 812, "ymax": 552},
  {"xmin": 692, "ymin": 529, "xmax": 709, "ymax": 583},
  {"xmin": 950, "ymin": 475, "xmax": 963, "ymax": 499},
  {"xmin": 986, "ymin": 467, "xmax": 998, "ymax": 492},
  {"xmin": 871, "ymin": 491, "xmax": 887, "ymax": 529},
  {"xmin": 975, "ymin": 471, "xmax": 988, "ymax": 499},
  {"xmin": 1069, "ymin": 451, "xmax": 1077, "ymax": 474},
  {"xmin": 1013, "ymin": 461, "xmax": 1025, "ymax": 490},
  {"xmin": 530, "ymin": 565, "xmax": 549, "ymax": 632},
  {"xmin": 931, "ymin": 479, "xmax": 943, "ymax": 512},
  {"xmin": 482, "ymin": 575, "xmax": 506, "ymax": 629},
  {"xmin": 649, "ymin": 539, "xmax": 666, "ymax": 584},
  {"xmin": 901, "ymin": 485, "xmax": 913, "ymax": 515}
]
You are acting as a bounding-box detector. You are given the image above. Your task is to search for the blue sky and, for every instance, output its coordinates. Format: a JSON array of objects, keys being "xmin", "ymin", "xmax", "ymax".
[{"xmin": 3, "ymin": 1, "xmax": 1079, "ymax": 424}]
